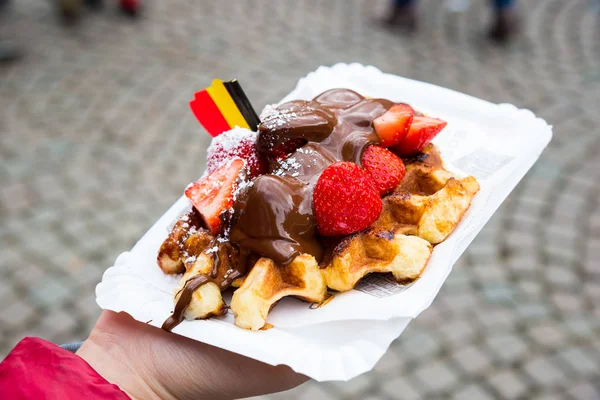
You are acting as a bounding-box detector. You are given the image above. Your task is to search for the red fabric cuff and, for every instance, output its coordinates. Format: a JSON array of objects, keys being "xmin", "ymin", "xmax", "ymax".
[{"xmin": 0, "ymin": 337, "xmax": 130, "ymax": 400}]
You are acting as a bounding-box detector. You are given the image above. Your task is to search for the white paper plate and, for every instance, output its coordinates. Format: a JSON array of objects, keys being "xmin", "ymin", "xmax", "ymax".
[{"xmin": 96, "ymin": 63, "xmax": 552, "ymax": 381}]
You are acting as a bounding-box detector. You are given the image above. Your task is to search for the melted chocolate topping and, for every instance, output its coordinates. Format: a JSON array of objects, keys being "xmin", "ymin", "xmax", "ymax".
[
  {"xmin": 230, "ymin": 89, "xmax": 393, "ymax": 265},
  {"xmin": 229, "ymin": 175, "xmax": 321, "ymax": 265}
]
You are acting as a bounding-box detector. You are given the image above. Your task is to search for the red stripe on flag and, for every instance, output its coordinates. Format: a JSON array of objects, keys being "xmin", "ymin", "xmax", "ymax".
[{"xmin": 189, "ymin": 90, "xmax": 231, "ymax": 137}]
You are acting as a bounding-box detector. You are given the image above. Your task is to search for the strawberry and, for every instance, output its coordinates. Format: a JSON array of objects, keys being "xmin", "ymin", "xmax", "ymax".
[
  {"xmin": 373, "ymin": 104, "xmax": 414, "ymax": 147},
  {"xmin": 314, "ymin": 162, "xmax": 382, "ymax": 236},
  {"xmin": 185, "ymin": 158, "xmax": 245, "ymax": 235},
  {"xmin": 206, "ymin": 128, "xmax": 267, "ymax": 178},
  {"xmin": 392, "ymin": 115, "xmax": 448, "ymax": 156},
  {"xmin": 362, "ymin": 145, "xmax": 406, "ymax": 195}
]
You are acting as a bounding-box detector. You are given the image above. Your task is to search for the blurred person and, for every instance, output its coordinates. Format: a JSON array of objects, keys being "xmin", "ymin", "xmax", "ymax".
[
  {"xmin": 0, "ymin": 40, "xmax": 20, "ymax": 63},
  {"xmin": 57, "ymin": 0, "xmax": 141, "ymax": 21},
  {"xmin": 58, "ymin": 0, "xmax": 82, "ymax": 21},
  {"xmin": 86, "ymin": 0, "xmax": 105, "ymax": 10},
  {"xmin": 383, "ymin": 0, "xmax": 520, "ymax": 42},
  {"xmin": 487, "ymin": 0, "xmax": 519, "ymax": 42},
  {"xmin": 0, "ymin": 310, "xmax": 306, "ymax": 399},
  {"xmin": 0, "ymin": 0, "xmax": 22, "ymax": 63},
  {"xmin": 119, "ymin": 0, "xmax": 141, "ymax": 16},
  {"xmin": 383, "ymin": 0, "xmax": 418, "ymax": 31}
]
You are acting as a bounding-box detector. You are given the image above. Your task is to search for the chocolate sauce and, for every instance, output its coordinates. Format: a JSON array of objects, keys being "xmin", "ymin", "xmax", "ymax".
[
  {"xmin": 257, "ymin": 100, "xmax": 337, "ymax": 154},
  {"xmin": 162, "ymin": 275, "xmax": 210, "ymax": 331},
  {"xmin": 162, "ymin": 241, "xmax": 247, "ymax": 331},
  {"xmin": 231, "ymin": 89, "xmax": 393, "ymax": 265},
  {"xmin": 229, "ymin": 175, "xmax": 321, "ymax": 265}
]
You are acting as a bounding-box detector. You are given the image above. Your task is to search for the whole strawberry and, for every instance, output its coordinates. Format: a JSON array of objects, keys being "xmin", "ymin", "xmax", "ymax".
[
  {"xmin": 314, "ymin": 162, "xmax": 382, "ymax": 236},
  {"xmin": 207, "ymin": 128, "xmax": 267, "ymax": 178},
  {"xmin": 362, "ymin": 145, "xmax": 406, "ymax": 195}
]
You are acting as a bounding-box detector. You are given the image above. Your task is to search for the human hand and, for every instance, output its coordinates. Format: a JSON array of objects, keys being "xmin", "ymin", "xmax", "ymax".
[{"xmin": 77, "ymin": 311, "xmax": 307, "ymax": 400}]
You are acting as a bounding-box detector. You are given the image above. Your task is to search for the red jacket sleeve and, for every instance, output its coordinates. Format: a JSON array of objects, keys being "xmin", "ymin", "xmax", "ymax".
[{"xmin": 0, "ymin": 337, "xmax": 130, "ymax": 400}]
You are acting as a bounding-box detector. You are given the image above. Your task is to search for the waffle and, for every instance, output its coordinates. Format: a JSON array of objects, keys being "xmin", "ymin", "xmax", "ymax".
[
  {"xmin": 321, "ymin": 229, "xmax": 432, "ymax": 292},
  {"xmin": 158, "ymin": 143, "xmax": 478, "ymax": 330},
  {"xmin": 231, "ymin": 254, "xmax": 327, "ymax": 330},
  {"xmin": 157, "ymin": 209, "xmax": 212, "ymax": 275},
  {"xmin": 374, "ymin": 145, "xmax": 480, "ymax": 244},
  {"xmin": 174, "ymin": 252, "xmax": 227, "ymax": 320}
]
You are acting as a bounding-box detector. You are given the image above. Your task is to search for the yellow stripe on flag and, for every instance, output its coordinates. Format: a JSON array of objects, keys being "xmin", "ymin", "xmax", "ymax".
[{"xmin": 206, "ymin": 79, "xmax": 250, "ymax": 130}]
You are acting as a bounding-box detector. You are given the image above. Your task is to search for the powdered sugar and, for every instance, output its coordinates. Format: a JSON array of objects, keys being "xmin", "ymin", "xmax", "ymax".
[
  {"xmin": 206, "ymin": 127, "xmax": 266, "ymax": 176},
  {"xmin": 166, "ymin": 205, "xmax": 193, "ymax": 233},
  {"xmin": 205, "ymin": 246, "xmax": 219, "ymax": 254},
  {"xmin": 259, "ymin": 104, "xmax": 278, "ymax": 120},
  {"xmin": 184, "ymin": 255, "xmax": 197, "ymax": 265},
  {"xmin": 233, "ymin": 176, "xmax": 254, "ymax": 200},
  {"xmin": 272, "ymin": 156, "xmax": 302, "ymax": 177},
  {"xmin": 209, "ymin": 127, "xmax": 258, "ymax": 154},
  {"xmin": 296, "ymin": 147, "xmax": 315, "ymax": 155},
  {"xmin": 262, "ymin": 109, "xmax": 298, "ymax": 130},
  {"xmin": 206, "ymin": 127, "xmax": 259, "ymax": 173}
]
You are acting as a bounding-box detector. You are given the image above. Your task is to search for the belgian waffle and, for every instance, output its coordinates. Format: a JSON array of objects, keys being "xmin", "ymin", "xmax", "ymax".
[{"xmin": 157, "ymin": 143, "xmax": 478, "ymax": 330}]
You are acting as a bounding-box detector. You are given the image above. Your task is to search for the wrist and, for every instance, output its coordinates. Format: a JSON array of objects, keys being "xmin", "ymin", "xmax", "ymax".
[
  {"xmin": 78, "ymin": 310, "xmax": 307, "ymax": 400},
  {"xmin": 76, "ymin": 312, "xmax": 175, "ymax": 400}
]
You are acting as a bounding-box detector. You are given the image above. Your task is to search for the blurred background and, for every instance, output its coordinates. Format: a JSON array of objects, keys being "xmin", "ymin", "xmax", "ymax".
[{"xmin": 1, "ymin": 0, "xmax": 599, "ymax": 398}]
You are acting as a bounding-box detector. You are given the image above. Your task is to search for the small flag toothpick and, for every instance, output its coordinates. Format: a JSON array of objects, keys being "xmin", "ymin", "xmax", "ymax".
[{"xmin": 189, "ymin": 79, "xmax": 260, "ymax": 137}]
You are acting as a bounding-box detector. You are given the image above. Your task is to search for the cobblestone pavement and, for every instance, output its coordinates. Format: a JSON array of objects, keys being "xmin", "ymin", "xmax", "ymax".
[{"xmin": 1, "ymin": 0, "xmax": 599, "ymax": 398}]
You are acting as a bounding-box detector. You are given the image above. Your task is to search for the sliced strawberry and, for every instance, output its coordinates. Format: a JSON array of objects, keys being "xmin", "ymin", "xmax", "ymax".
[
  {"xmin": 373, "ymin": 103, "xmax": 414, "ymax": 148},
  {"xmin": 314, "ymin": 162, "xmax": 382, "ymax": 236},
  {"xmin": 392, "ymin": 116, "xmax": 448, "ymax": 156},
  {"xmin": 362, "ymin": 145, "xmax": 406, "ymax": 195},
  {"xmin": 207, "ymin": 128, "xmax": 267, "ymax": 178},
  {"xmin": 184, "ymin": 159, "xmax": 245, "ymax": 235}
]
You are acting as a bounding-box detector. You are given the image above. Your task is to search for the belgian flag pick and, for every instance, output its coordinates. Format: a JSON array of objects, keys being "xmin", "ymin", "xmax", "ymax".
[{"xmin": 189, "ymin": 79, "xmax": 260, "ymax": 137}]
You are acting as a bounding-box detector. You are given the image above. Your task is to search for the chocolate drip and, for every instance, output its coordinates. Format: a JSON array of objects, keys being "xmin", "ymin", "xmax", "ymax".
[
  {"xmin": 231, "ymin": 89, "xmax": 394, "ymax": 265},
  {"xmin": 162, "ymin": 275, "xmax": 210, "ymax": 331},
  {"xmin": 162, "ymin": 241, "xmax": 247, "ymax": 331}
]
